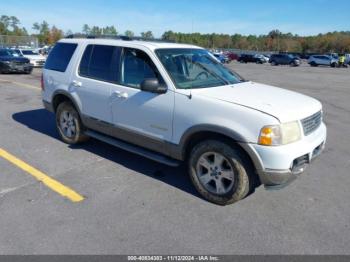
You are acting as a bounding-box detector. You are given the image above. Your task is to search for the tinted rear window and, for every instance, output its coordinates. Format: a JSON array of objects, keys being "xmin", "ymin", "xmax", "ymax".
[
  {"xmin": 79, "ymin": 44, "xmax": 121, "ymax": 83},
  {"xmin": 45, "ymin": 43, "xmax": 77, "ymax": 72}
]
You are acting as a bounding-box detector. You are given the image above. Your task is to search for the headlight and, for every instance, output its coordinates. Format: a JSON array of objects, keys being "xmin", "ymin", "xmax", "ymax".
[{"xmin": 258, "ymin": 121, "xmax": 301, "ymax": 146}]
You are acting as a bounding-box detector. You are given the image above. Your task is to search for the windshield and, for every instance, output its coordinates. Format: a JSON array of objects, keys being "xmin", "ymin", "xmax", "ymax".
[
  {"xmin": 0, "ymin": 49, "xmax": 14, "ymax": 56},
  {"xmin": 22, "ymin": 50, "xmax": 38, "ymax": 55},
  {"xmin": 156, "ymin": 48, "xmax": 243, "ymax": 89},
  {"xmin": 9, "ymin": 50, "xmax": 20, "ymax": 57}
]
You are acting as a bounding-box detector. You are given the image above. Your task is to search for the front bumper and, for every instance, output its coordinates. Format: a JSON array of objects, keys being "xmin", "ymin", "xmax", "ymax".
[
  {"xmin": 262, "ymin": 141, "xmax": 324, "ymax": 190},
  {"xmin": 31, "ymin": 60, "xmax": 45, "ymax": 67},
  {"xmin": 241, "ymin": 122, "xmax": 327, "ymax": 189},
  {"xmin": 2, "ymin": 63, "xmax": 33, "ymax": 73}
]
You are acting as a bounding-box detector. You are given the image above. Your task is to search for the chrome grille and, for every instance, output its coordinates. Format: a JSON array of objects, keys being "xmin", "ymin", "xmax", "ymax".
[
  {"xmin": 36, "ymin": 60, "xmax": 45, "ymax": 65},
  {"xmin": 301, "ymin": 111, "xmax": 322, "ymax": 136},
  {"xmin": 12, "ymin": 61, "xmax": 25, "ymax": 65}
]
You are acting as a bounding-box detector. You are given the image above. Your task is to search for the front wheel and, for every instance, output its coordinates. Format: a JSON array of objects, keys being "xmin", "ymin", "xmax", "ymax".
[
  {"xmin": 56, "ymin": 101, "xmax": 89, "ymax": 144},
  {"xmin": 188, "ymin": 140, "xmax": 255, "ymax": 205}
]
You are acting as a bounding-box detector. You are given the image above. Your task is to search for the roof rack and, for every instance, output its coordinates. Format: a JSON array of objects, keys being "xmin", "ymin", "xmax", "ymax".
[{"xmin": 64, "ymin": 34, "xmax": 175, "ymax": 43}]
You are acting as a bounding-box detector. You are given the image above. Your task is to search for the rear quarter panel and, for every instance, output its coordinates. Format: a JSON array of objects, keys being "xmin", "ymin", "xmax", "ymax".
[{"xmin": 42, "ymin": 42, "xmax": 84, "ymax": 110}]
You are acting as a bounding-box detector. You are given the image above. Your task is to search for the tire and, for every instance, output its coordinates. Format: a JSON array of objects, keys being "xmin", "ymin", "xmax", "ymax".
[
  {"xmin": 330, "ymin": 62, "xmax": 337, "ymax": 68},
  {"xmin": 271, "ymin": 61, "xmax": 277, "ymax": 66},
  {"xmin": 188, "ymin": 140, "xmax": 256, "ymax": 205},
  {"xmin": 310, "ymin": 62, "xmax": 317, "ymax": 67},
  {"xmin": 290, "ymin": 60, "xmax": 298, "ymax": 67},
  {"xmin": 56, "ymin": 101, "xmax": 89, "ymax": 144}
]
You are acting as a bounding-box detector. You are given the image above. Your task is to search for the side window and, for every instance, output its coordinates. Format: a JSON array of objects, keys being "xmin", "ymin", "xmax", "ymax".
[
  {"xmin": 45, "ymin": 43, "xmax": 77, "ymax": 72},
  {"xmin": 79, "ymin": 44, "xmax": 121, "ymax": 83},
  {"xmin": 121, "ymin": 48, "xmax": 164, "ymax": 89}
]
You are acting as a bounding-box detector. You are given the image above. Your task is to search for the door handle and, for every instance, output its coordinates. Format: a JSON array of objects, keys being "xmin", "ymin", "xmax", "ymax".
[
  {"xmin": 112, "ymin": 91, "xmax": 128, "ymax": 99},
  {"xmin": 72, "ymin": 80, "xmax": 82, "ymax": 87},
  {"xmin": 119, "ymin": 92, "xmax": 128, "ymax": 99}
]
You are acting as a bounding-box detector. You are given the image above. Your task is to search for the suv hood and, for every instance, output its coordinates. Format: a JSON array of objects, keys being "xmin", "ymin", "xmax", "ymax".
[{"xmin": 193, "ymin": 81, "xmax": 322, "ymax": 123}]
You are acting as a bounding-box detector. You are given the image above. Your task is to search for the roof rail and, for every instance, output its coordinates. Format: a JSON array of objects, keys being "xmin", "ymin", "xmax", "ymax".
[{"xmin": 64, "ymin": 34, "xmax": 175, "ymax": 43}]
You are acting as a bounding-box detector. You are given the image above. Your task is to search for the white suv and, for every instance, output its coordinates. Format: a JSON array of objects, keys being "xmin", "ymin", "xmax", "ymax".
[
  {"xmin": 42, "ymin": 37, "xmax": 327, "ymax": 205},
  {"xmin": 308, "ymin": 55, "xmax": 338, "ymax": 67},
  {"xmin": 14, "ymin": 49, "xmax": 46, "ymax": 67}
]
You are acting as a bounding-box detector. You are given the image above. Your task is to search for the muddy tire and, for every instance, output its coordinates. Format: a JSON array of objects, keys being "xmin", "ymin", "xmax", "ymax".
[
  {"xmin": 56, "ymin": 101, "xmax": 89, "ymax": 144},
  {"xmin": 188, "ymin": 140, "xmax": 256, "ymax": 205}
]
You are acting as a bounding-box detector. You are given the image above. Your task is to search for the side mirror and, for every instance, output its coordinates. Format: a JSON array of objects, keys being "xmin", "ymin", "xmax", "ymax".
[{"xmin": 140, "ymin": 78, "xmax": 167, "ymax": 94}]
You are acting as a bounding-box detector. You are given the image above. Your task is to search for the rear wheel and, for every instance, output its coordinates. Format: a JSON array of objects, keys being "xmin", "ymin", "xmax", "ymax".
[
  {"xmin": 188, "ymin": 140, "xmax": 255, "ymax": 205},
  {"xmin": 271, "ymin": 61, "xmax": 277, "ymax": 66},
  {"xmin": 310, "ymin": 61, "xmax": 317, "ymax": 67},
  {"xmin": 56, "ymin": 102, "xmax": 89, "ymax": 144}
]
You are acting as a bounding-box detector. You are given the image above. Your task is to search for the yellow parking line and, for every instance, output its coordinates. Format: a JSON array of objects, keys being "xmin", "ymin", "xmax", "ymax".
[
  {"xmin": 0, "ymin": 148, "xmax": 84, "ymax": 202},
  {"xmin": 0, "ymin": 78, "xmax": 40, "ymax": 90}
]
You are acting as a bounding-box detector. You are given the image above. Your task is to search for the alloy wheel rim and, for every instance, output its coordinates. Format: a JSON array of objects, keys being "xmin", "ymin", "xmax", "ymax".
[
  {"xmin": 195, "ymin": 151, "xmax": 235, "ymax": 195},
  {"xmin": 59, "ymin": 111, "xmax": 76, "ymax": 138}
]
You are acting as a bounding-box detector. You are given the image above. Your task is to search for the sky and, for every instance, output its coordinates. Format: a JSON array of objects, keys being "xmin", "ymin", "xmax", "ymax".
[{"xmin": 1, "ymin": 0, "xmax": 350, "ymax": 37}]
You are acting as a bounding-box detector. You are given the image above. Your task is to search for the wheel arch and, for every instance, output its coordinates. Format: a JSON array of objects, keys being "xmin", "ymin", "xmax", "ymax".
[
  {"xmin": 178, "ymin": 125, "xmax": 264, "ymax": 180},
  {"xmin": 52, "ymin": 90, "xmax": 81, "ymax": 115}
]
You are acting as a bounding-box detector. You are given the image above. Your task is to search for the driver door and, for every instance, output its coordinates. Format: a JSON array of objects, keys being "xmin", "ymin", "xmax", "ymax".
[{"xmin": 110, "ymin": 47, "xmax": 174, "ymax": 149}]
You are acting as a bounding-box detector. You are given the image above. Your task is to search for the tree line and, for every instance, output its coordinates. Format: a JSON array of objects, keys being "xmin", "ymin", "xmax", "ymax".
[
  {"xmin": 1, "ymin": 15, "xmax": 350, "ymax": 53},
  {"xmin": 162, "ymin": 30, "xmax": 350, "ymax": 53}
]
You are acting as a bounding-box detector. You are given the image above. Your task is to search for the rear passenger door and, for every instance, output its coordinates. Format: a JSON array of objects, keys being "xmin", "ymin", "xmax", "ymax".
[
  {"xmin": 314, "ymin": 56, "xmax": 323, "ymax": 65},
  {"xmin": 274, "ymin": 55, "xmax": 282, "ymax": 63},
  {"xmin": 319, "ymin": 56, "xmax": 329, "ymax": 65},
  {"xmin": 73, "ymin": 44, "xmax": 121, "ymax": 123}
]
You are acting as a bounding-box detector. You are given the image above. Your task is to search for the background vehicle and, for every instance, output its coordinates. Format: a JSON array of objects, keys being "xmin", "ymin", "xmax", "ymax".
[
  {"xmin": 238, "ymin": 54, "xmax": 265, "ymax": 64},
  {"xmin": 212, "ymin": 53, "xmax": 229, "ymax": 63},
  {"xmin": 345, "ymin": 54, "xmax": 350, "ymax": 65},
  {"xmin": 269, "ymin": 54, "xmax": 301, "ymax": 66},
  {"xmin": 254, "ymin": 54, "xmax": 269, "ymax": 63},
  {"xmin": 0, "ymin": 48, "xmax": 33, "ymax": 74},
  {"xmin": 14, "ymin": 49, "xmax": 46, "ymax": 67},
  {"xmin": 308, "ymin": 55, "xmax": 338, "ymax": 67},
  {"xmin": 224, "ymin": 52, "xmax": 239, "ymax": 61}
]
